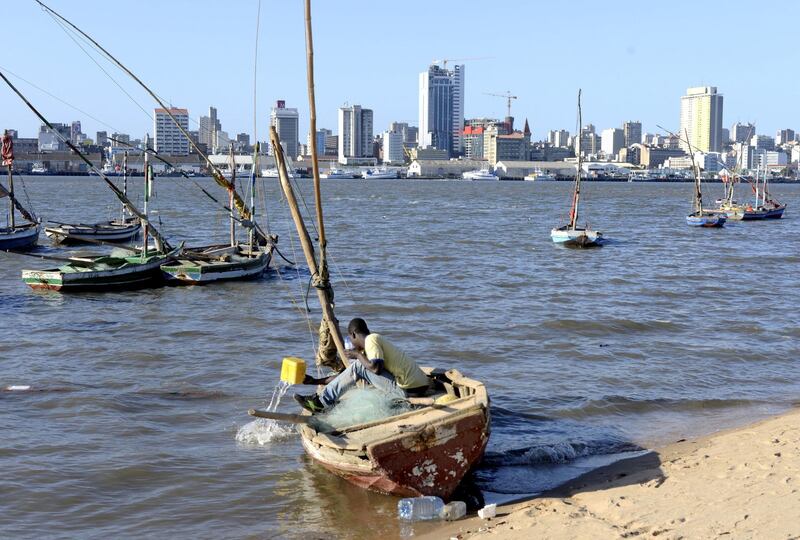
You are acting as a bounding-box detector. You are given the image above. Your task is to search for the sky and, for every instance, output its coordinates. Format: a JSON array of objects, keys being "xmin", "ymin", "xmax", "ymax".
[{"xmin": 2, "ymin": 0, "xmax": 799, "ymax": 143}]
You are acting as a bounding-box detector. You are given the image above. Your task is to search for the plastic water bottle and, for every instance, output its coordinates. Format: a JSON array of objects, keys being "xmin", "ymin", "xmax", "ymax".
[
  {"xmin": 397, "ymin": 496, "xmax": 445, "ymax": 521},
  {"xmin": 439, "ymin": 501, "xmax": 467, "ymax": 521},
  {"xmin": 344, "ymin": 336, "xmax": 354, "ymax": 351}
]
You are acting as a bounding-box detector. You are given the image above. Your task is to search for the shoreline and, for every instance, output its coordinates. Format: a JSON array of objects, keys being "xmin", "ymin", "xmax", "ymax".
[{"xmin": 420, "ymin": 407, "xmax": 800, "ymax": 539}]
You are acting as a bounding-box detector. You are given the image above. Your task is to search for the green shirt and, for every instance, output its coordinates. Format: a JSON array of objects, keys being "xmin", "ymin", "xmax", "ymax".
[{"xmin": 364, "ymin": 333, "xmax": 429, "ymax": 389}]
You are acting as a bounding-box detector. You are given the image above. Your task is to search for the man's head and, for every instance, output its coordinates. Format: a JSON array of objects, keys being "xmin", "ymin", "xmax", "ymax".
[{"xmin": 347, "ymin": 318, "xmax": 370, "ymax": 349}]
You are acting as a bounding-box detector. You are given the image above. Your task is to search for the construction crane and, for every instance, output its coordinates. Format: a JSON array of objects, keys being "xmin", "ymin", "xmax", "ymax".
[
  {"xmin": 484, "ymin": 91, "xmax": 518, "ymax": 118},
  {"xmin": 431, "ymin": 56, "xmax": 493, "ymax": 69}
]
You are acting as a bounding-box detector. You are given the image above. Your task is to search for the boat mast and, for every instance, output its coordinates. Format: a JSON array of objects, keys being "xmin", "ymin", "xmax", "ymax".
[
  {"xmin": 143, "ymin": 136, "xmax": 150, "ymax": 257},
  {"xmin": 569, "ymin": 89, "xmax": 582, "ymax": 230},
  {"xmin": 228, "ymin": 145, "xmax": 236, "ymax": 247},
  {"xmin": 4, "ymin": 134, "xmax": 13, "ymax": 229},
  {"xmin": 249, "ymin": 142, "xmax": 257, "ymax": 251},
  {"xmin": 122, "ymin": 151, "xmax": 128, "ymax": 221}
]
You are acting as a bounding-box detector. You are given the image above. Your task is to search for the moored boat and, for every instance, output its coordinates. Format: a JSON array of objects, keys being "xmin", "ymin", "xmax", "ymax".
[
  {"xmin": 362, "ymin": 167, "xmax": 398, "ymax": 179},
  {"xmin": 1, "ymin": 131, "xmax": 40, "ymax": 251},
  {"xmin": 462, "ymin": 168, "xmax": 498, "ymax": 181},
  {"xmin": 320, "ymin": 168, "xmax": 356, "ymax": 179},
  {"xmin": 44, "ymin": 217, "xmax": 141, "ymax": 244},
  {"xmin": 685, "ymin": 136, "xmax": 726, "ymax": 228},
  {"xmin": 161, "ymin": 241, "xmax": 274, "ymax": 284},
  {"xmin": 524, "ymin": 168, "xmax": 556, "ymax": 181}
]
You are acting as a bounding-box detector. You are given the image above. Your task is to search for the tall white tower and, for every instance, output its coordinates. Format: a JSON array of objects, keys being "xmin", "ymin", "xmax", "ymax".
[
  {"xmin": 679, "ymin": 87, "xmax": 723, "ymax": 153},
  {"xmin": 418, "ymin": 63, "xmax": 465, "ymax": 157},
  {"xmin": 337, "ymin": 104, "xmax": 374, "ymax": 163}
]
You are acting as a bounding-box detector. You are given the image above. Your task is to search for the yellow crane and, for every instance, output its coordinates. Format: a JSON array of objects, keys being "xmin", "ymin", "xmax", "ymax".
[{"xmin": 484, "ymin": 91, "xmax": 518, "ymax": 117}]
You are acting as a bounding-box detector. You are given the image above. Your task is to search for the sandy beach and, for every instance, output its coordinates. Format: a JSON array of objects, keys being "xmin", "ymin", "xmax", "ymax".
[{"xmin": 422, "ymin": 408, "xmax": 800, "ymax": 540}]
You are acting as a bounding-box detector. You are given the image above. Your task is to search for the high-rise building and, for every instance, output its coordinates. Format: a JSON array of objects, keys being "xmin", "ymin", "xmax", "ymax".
[
  {"xmin": 308, "ymin": 128, "xmax": 332, "ymax": 154},
  {"xmin": 199, "ymin": 106, "xmax": 222, "ymax": 152},
  {"xmin": 96, "ymin": 131, "xmax": 108, "ymax": 147},
  {"xmin": 154, "ymin": 107, "xmax": 190, "ymax": 156},
  {"xmin": 731, "ymin": 122, "xmax": 755, "ymax": 144},
  {"xmin": 547, "ymin": 129, "xmax": 570, "ymax": 148},
  {"xmin": 751, "ymin": 135, "xmax": 775, "ymax": 151},
  {"xmin": 382, "ymin": 129, "xmax": 404, "ymax": 164},
  {"xmin": 270, "ymin": 100, "xmax": 299, "ymax": 158},
  {"xmin": 776, "ymin": 129, "xmax": 796, "ymax": 145},
  {"xmin": 338, "ymin": 104, "xmax": 374, "ymax": 163},
  {"xmin": 622, "ymin": 121, "xmax": 642, "ymax": 147},
  {"xmin": 679, "ymin": 86, "xmax": 723, "ymax": 153},
  {"xmin": 419, "ymin": 63, "xmax": 465, "ymax": 157},
  {"xmin": 601, "ymin": 128, "xmax": 625, "ymax": 158},
  {"xmin": 38, "ymin": 123, "xmax": 70, "ymax": 152}
]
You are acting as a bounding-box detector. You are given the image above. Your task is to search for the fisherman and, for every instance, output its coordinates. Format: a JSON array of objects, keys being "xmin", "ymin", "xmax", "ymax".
[{"xmin": 294, "ymin": 317, "xmax": 431, "ymax": 413}]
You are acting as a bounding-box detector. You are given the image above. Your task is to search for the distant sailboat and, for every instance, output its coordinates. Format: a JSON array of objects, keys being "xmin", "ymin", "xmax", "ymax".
[
  {"xmin": 551, "ymin": 90, "xmax": 602, "ymax": 247},
  {"xmin": 0, "ymin": 131, "xmax": 40, "ymax": 251},
  {"xmin": 685, "ymin": 133, "xmax": 726, "ymax": 227}
]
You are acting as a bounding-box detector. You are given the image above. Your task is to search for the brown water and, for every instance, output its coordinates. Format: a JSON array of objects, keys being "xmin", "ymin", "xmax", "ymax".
[{"xmin": 2, "ymin": 176, "xmax": 799, "ymax": 539}]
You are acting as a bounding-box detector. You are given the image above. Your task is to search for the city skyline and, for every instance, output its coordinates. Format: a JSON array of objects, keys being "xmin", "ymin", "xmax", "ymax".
[{"xmin": 1, "ymin": 1, "xmax": 798, "ymax": 142}]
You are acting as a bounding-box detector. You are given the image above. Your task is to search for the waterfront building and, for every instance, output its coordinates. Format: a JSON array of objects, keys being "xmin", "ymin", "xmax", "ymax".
[
  {"xmin": 419, "ymin": 63, "xmax": 465, "ymax": 157},
  {"xmin": 96, "ymin": 131, "xmax": 108, "ymax": 147},
  {"xmin": 236, "ymin": 133, "xmax": 251, "ymax": 152},
  {"xmin": 484, "ymin": 120, "xmax": 531, "ymax": 165},
  {"xmin": 576, "ymin": 125, "xmax": 601, "ymax": 157},
  {"xmin": 776, "ymin": 129, "xmax": 796, "ymax": 145},
  {"xmin": 38, "ymin": 123, "xmax": 71, "ymax": 152},
  {"xmin": 154, "ymin": 107, "xmax": 190, "ymax": 156},
  {"xmin": 337, "ymin": 104, "xmax": 374, "ymax": 164},
  {"xmin": 307, "ymin": 128, "xmax": 332, "ymax": 154},
  {"xmin": 382, "ymin": 129, "xmax": 405, "ymax": 164},
  {"xmin": 751, "ymin": 135, "xmax": 775, "ymax": 151},
  {"xmin": 627, "ymin": 143, "xmax": 686, "ymax": 168},
  {"xmin": 463, "ymin": 126, "xmax": 485, "ymax": 159},
  {"xmin": 547, "ymin": 129, "xmax": 570, "ymax": 148},
  {"xmin": 270, "ymin": 100, "xmax": 299, "ymax": 158},
  {"xmin": 731, "ymin": 122, "xmax": 755, "ymax": 144},
  {"xmin": 406, "ymin": 158, "xmax": 485, "ymax": 178},
  {"xmin": 324, "ymin": 133, "xmax": 338, "ymax": 156},
  {"xmin": 679, "ymin": 86, "xmax": 724, "ymax": 153},
  {"xmin": 622, "ymin": 121, "xmax": 642, "ymax": 147},
  {"xmin": 198, "ymin": 106, "xmax": 222, "ymax": 153},
  {"xmin": 601, "ymin": 127, "xmax": 624, "ymax": 159}
]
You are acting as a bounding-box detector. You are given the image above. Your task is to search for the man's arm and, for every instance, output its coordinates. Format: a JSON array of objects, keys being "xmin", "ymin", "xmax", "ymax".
[{"xmin": 346, "ymin": 349, "xmax": 383, "ymax": 374}]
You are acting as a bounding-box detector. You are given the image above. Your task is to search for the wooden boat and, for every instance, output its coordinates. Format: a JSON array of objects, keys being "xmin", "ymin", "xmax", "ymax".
[
  {"xmin": 44, "ymin": 217, "xmax": 141, "ymax": 244},
  {"xmin": 295, "ymin": 368, "xmax": 489, "ymax": 499},
  {"xmin": 45, "ymin": 152, "xmax": 141, "ymax": 244},
  {"xmin": 685, "ymin": 133, "xmax": 726, "ymax": 228},
  {"xmin": 22, "ymin": 246, "xmax": 179, "ymax": 291},
  {"xmin": 1, "ymin": 131, "xmax": 40, "ymax": 251},
  {"xmin": 252, "ymin": 2, "xmax": 491, "ymax": 500},
  {"xmin": 161, "ymin": 241, "xmax": 274, "ymax": 284},
  {"xmin": 551, "ymin": 90, "xmax": 602, "ymax": 247}
]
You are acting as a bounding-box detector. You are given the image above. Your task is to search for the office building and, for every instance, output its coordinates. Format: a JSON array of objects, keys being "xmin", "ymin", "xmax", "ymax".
[
  {"xmin": 269, "ymin": 100, "xmax": 299, "ymax": 158},
  {"xmin": 382, "ymin": 129, "xmax": 404, "ymax": 164},
  {"xmin": 38, "ymin": 123, "xmax": 70, "ymax": 152},
  {"xmin": 548, "ymin": 129, "xmax": 570, "ymax": 148},
  {"xmin": 154, "ymin": 107, "xmax": 190, "ymax": 156},
  {"xmin": 679, "ymin": 86, "xmax": 724, "ymax": 153},
  {"xmin": 338, "ymin": 104, "xmax": 374, "ymax": 164},
  {"xmin": 623, "ymin": 121, "xmax": 642, "ymax": 147},
  {"xmin": 776, "ymin": 129, "xmax": 796, "ymax": 145},
  {"xmin": 199, "ymin": 106, "xmax": 222, "ymax": 153},
  {"xmin": 601, "ymin": 127, "xmax": 625, "ymax": 158},
  {"xmin": 463, "ymin": 126, "xmax": 485, "ymax": 159},
  {"xmin": 419, "ymin": 63, "xmax": 465, "ymax": 157},
  {"xmin": 96, "ymin": 131, "xmax": 108, "ymax": 147},
  {"xmin": 731, "ymin": 122, "xmax": 755, "ymax": 143}
]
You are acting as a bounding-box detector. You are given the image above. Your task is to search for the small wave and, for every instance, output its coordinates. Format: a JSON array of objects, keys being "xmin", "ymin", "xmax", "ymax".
[
  {"xmin": 554, "ymin": 396, "xmax": 759, "ymax": 418},
  {"xmin": 540, "ymin": 318, "xmax": 684, "ymax": 336},
  {"xmin": 482, "ymin": 439, "xmax": 640, "ymax": 467},
  {"xmin": 236, "ymin": 418, "xmax": 296, "ymax": 445}
]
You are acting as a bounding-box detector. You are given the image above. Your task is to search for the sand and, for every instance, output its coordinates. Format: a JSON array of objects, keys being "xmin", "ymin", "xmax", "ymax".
[{"xmin": 421, "ymin": 408, "xmax": 800, "ymax": 540}]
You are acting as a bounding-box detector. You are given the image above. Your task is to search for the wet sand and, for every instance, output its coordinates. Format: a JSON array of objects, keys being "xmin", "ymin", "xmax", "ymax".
[{"xmin": 423, "ymin": 408, "xmax": 800, "ymax": 539}]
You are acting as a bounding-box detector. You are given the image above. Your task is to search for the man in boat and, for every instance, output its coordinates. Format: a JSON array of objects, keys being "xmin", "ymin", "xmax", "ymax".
[{"xmin": 294, "ymin": 317, "xmax": 431, "ymax": 413}]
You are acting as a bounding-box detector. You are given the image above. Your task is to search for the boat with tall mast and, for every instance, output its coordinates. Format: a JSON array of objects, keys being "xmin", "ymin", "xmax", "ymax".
[
  {"xmin": 0, "ymin": 131, "xmax": 40, "ymax": 251},
  {"xmin": 686, "ymin": 135, "xmax": 726, "ymax": 227},
  {"xmin": 247, "ymin": 0, "xmax": 489, "ymax": 501},
  {"xmin": 551, "ymin": 90, "xmax": 602, "ymax": 247}
]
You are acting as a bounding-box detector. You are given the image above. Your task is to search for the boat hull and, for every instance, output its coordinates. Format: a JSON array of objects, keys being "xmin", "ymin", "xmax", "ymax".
[
  {"xmin": 296, "ymin": 368, "xmax": 490, "ymax": 500},
  {"xmin": 44, "ymin": 218, "xmax": 141, "ymax": 245},
  {"xmin": 22, "ymin": 252, "xmax": 173, "ymax": 292},
  {"xmin": 0, "ymin": 223, "xmax": 39, "ymax": 251},
  {"xmin": 550, "ymin": 227, "xmax": 602, "ymax": 247},
  {"xmin": 686, "ymin": 213, "xmax": 726, "ymax": 227},
  {"xmin": 161, "ymin": 244, "xmax": 274, "ymax": 284}
]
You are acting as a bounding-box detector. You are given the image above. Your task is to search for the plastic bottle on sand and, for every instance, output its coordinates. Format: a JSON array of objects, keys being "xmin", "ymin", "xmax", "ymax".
[
  {"xmin": 397, "ymin": 496, "xmax": 445, "ymax": 521},
  {"xmin": 439, "ymin": 501, "xmax": 467, "ymax": 521}
]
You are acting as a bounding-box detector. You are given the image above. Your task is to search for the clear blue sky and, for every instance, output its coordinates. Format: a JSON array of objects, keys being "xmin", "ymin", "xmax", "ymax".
[{"xmin": 2, "ymin": 0, "xmax": 798, "ymax": 142}]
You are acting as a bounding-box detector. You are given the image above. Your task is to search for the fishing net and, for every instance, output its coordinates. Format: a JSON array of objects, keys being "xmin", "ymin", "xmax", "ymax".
[{"xmin": 311, "ymin": 387, "xmax": 412, "ymax": 433}]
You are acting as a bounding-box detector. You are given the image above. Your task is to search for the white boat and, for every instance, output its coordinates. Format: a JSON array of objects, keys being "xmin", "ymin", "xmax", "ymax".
[
  {"xmin": 524, "ymin": 168, "xmax": 556, "ymax": 181},
  {"xmin": 320, "ymin": 168, "xmax": 356, "ymax": 179},
  {"xmin": 30, "ymin": 162, "xmax": 48, "ymax": 174},
  {"xmin": 261, "ymin": 167, "xmax": 294, "ymax": 179},
  {"xmin": 462, "ymin": 168, "xmax": 498, "ymax": 181},
  {"xmin": 362, "ymin": 167, "xmax": 398, "ymax": 179}
]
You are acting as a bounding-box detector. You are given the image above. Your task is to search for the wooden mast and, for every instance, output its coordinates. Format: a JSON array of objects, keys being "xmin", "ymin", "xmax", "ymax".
[
  {"xmin": 228, "ymin": 145, "xmax": 236, "ymax": 247},
  {"xmin": 122, "ymin": 151, "xmax": 128, "ymax": 222},
  {"xmin": 569, "ymin": 89, "xmax": 582, "ymax": 230},
  {"xmin": 6, "ymin": 161, "xmax": 13, "ymax": 229},
  {"xmin": 143, "ymin": 136, "xmax": 150, "ymax": 257}
]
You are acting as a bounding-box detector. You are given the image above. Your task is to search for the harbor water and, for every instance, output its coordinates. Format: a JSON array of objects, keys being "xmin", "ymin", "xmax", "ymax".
[{"xmin": 2, "ymin": 176, "xmax": 799, "ymax": 539}]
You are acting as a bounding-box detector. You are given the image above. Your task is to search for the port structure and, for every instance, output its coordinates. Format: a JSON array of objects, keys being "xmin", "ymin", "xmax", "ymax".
[{"xmin": 484, "ymin": 91, "xmax": 518, "ymax": 118}]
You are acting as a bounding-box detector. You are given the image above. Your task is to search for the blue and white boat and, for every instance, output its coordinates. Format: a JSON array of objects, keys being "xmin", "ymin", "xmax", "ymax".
[
  {"xmin": 551, "ymin": 90, "xmax": 602, "ymax": 248},
  {"xmin": 462, "ymin": 168, "xmax": 498, "ymax": 181},
  {"xmin": 1, "ymin": 133, "xmax": 40, "ymax": 251},
  {"xmin": 362, "ymin": 167, "xmax": 398, "ymax": 179},
  {"xmin": 686, "ymin": 149, "xmax": 726, "ymax": 228}
]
